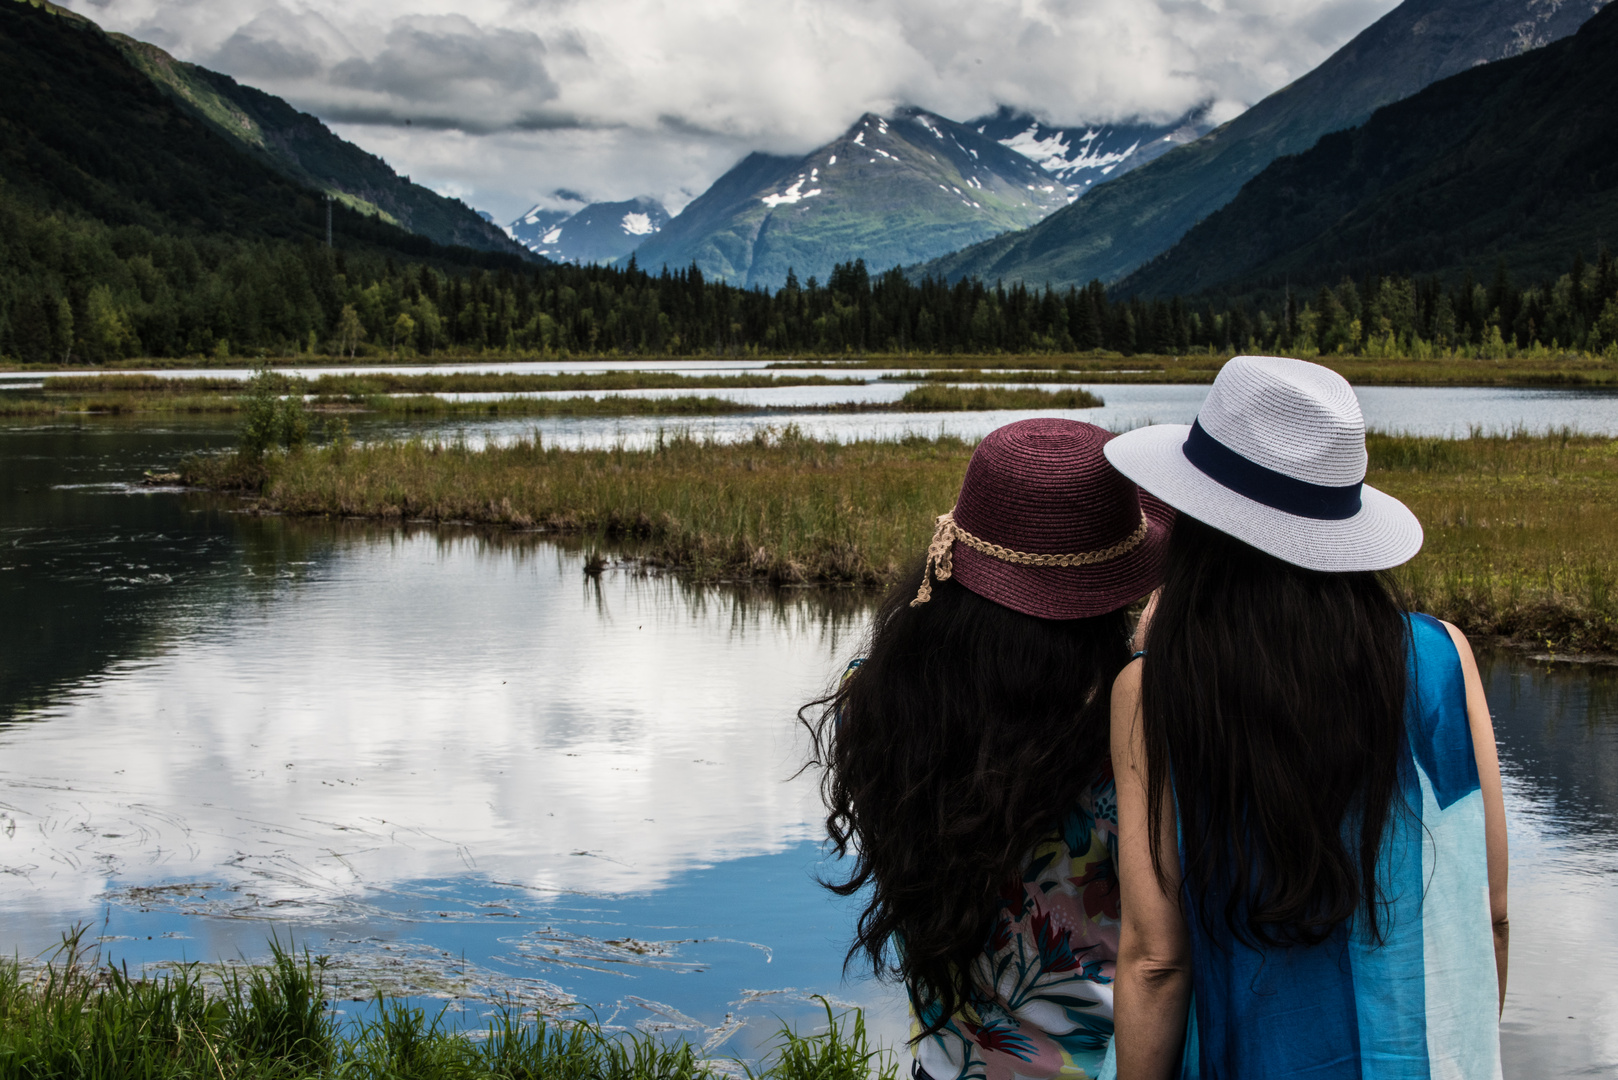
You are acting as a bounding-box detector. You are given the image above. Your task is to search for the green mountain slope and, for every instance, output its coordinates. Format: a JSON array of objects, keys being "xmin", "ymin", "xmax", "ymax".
[
  {"xmin": 0, "ymin": 0, "xmax": 329, "ymax": 239},
  {"xmin": 921, "ymin": 0, "xmax": 1611, "ymax": 289},
  {"xmin": 1118, "ymin": 3, "xmax": 1618, "ymax": 298},
  {"xmin": 0, "ymin": 0, "xmax": 531, "ymax": 258},
  {"xmin": 108, "ymin": 37, "xmax": 528, "ymax": 257},
  {"xmin": 5, "ymin": 0, "xmax": 525, "ymax": 256},
  {"xmin": 633, "ymin": 110, "xmax": 1068, "ymax": 289}
]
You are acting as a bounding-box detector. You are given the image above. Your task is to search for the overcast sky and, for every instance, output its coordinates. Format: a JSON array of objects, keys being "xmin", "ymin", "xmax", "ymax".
[{"xmin": 64, "ymin": 0, "xmax": 1401, "ymax": 221}]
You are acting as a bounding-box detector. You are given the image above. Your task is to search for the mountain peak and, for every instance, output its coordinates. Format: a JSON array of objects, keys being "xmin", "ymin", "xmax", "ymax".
[
  {"xmin": 506, "ymin": 196, "xmax": 671, "ymax": 264},
  {"xmin": 631, "ymin": 108, "xmax": 1069, "ymax": 289}
]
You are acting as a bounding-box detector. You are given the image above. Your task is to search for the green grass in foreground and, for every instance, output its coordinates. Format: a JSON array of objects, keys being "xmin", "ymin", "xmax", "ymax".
[
  {"xmin": 1, "ymin": 932, "xmax": 894, "ymax": 1080},
  {"xmin": 183, "ymin": 427, "xmax": 1618, "ymax": 651}
]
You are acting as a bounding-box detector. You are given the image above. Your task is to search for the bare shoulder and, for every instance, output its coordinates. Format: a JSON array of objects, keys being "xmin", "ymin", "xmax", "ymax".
[
  {"xmin": 1112, "ymin": 656, "xmax": 1144, "ymax": 707},
  {"xmin": 1437, "ymin": 618, "xmax": 1483, "ymax": 676},
  {"xmin": 1111, "ymin": 657, "xmax": 1145, "ymax": 769}
]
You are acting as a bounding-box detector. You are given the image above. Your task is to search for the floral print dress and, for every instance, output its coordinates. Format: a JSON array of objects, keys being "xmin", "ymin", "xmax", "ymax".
[{"xmin": 912, "ymin": 768, "xmax": 1122, "ymax": 1080}]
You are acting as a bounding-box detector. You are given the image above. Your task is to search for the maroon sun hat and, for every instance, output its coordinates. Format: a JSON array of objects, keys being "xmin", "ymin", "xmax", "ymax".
[{"xmin": 912, "ymin": 418, "xmax": 1173, "ymax": 619}]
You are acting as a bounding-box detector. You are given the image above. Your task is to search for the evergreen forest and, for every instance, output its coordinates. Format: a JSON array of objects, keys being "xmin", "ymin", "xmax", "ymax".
[{"xmin": 4, "ymin": 188, "xmax": 1617, "ymax": 365}]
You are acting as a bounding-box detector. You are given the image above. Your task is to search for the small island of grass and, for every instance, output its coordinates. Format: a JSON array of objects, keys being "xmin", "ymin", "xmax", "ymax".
[{"xmin": 182, "ymin": 424, "xmax": 1618, "ymax": 654}]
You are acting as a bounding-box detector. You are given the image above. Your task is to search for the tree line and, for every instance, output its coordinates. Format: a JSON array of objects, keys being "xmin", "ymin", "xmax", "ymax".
[{"xmin": 3, "ymin": 189, "xmax": 1617, "ymax": 364}]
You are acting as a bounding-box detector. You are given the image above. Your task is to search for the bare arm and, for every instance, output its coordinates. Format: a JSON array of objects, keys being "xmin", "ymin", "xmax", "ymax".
[
  {"xmin": 1110, "ymin": 659, "xmax": 1193, "ymax": 1080},
  {"xmin": 1442, "ymin": 621, "xmax": 1509, "ymax": 1013}
]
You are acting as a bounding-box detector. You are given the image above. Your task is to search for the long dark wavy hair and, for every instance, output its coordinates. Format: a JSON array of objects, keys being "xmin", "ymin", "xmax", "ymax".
[
  {"xmin": 1140, "ymin": 515, "xmax": 1410, "ymax": 948},
  {"xmin": 803, "ymin": 560, "xmax": 1132, "ymax": 1037}
]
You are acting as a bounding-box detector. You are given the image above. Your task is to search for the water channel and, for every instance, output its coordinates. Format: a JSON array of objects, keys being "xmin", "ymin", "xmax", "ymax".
[{"xmin": 2, "ymin": 390, "xmax": 1617, "ymax": 1075}]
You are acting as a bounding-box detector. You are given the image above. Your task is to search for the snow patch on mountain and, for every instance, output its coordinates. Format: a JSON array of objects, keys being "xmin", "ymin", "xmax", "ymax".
[
  {"xmin": 762, "ymin": 178, "xmax": 823, "ymax": 207},
  {"xmin": 971, "ymin": 105, "xmax": 1216, "ymax": 202}
]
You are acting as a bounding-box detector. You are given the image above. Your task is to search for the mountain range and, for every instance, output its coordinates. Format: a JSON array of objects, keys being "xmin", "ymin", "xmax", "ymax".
[
  {"xmin": 505, "ymin": 197, "xmax": 671, "ymax": 264},
  {"xmin": 1119, "ymin": 0, "xmax": 1618, "ymax": 299},
  {"xmin": 630, "ymin": 109, "xmax": 1069, "ymax": 289},
  {"xmin": 921, "ymin": 0, "xmax": 1612, "ymax": 289}
]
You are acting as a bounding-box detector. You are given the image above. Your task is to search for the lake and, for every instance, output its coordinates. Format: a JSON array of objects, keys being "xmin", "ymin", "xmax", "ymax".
[{"xmin": 2, "ymin": 398, "xmax": 1616, "ymax": 1075}]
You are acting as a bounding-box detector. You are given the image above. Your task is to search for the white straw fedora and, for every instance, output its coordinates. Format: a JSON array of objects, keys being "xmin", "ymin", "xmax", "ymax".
[{"xmin": 1103, "ymin": 355, "xmax": 1423, "ymax": 572}]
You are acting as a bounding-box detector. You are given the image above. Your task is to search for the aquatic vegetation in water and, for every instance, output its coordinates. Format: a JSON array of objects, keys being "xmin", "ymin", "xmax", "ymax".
[
  {"xmin": 0, "ymin": 927, "xmax": 898, "ymax": 1079},
  {"xmin": 891, "ymin": 385, "xmax": 1102, "ymax": 411}
]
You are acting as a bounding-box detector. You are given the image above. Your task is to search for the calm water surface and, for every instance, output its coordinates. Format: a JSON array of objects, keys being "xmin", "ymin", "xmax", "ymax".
[
  {"xmin": 8, "ymin": 364, "xmax": 1618, "ymax": 439},
  {"xmin": 2, "ymin": 416, "xmax": 1616, "ymax": 1074}
]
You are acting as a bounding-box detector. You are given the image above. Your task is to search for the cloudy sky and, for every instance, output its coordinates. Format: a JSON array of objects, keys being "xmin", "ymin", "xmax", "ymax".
[{"xmin": 63, "ymin": 0, "xmax": 1401, "ymax": 221}]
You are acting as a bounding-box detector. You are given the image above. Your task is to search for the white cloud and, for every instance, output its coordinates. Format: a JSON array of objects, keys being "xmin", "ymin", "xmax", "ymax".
[{"xmin": 61, "ymin": 0, "xmax": 1401, "ymax": 219}]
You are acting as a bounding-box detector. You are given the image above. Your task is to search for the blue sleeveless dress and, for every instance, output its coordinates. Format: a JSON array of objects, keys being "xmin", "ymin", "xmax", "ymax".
[{"xmin": 1102, "ymin": 613, "xmax": 1502, "ymax": 1079}]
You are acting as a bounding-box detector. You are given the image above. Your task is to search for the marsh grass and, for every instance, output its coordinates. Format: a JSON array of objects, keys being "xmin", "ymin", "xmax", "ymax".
[
  {"xmin": 6, "ymin": 373, "xmax": 869, "ymax": 419},
  {"xmin": 0, "ymin": 929, "xmax": 894, "ymax": 1080},
  {"xmin": 18, "ymin": 373, "xmax": 1105, "ymax": 418},
  {"xmin": 351, "ymin": 394, "xmax": 761, "ymax": 417},
  {"xmin": 1369, "ymin": 428, "xmax": 1618, "ymax": 652},
  {"xmin": 186, "ymin": 427, "xmax": 969, "ymax": 587},
  {"xmin": 782, "ymin": 352, "xmax": 1618, "ymax": 387},
  {"xmin": 188, "ymin": 427, "xmax": 1618, "ymax": 651},
  {"xmin": 42, "ymin": 373, "xmax": 869, "ymax": 395},
  {"xmin": 892, "ymin": 385, "xmax": 1104, "ymax": 410}
]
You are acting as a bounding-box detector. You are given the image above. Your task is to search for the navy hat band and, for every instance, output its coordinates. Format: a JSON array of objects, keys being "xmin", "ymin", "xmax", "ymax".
[{"xmin": 1182, "ymin": 419, "xmax": 1363, "ymax": 520}]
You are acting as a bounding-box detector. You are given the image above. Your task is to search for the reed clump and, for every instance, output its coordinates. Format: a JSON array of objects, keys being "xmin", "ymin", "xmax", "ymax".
[
  {"xmin": 0, "ymin": 928, "xmax": 895, "ymax": 1080},
  {"xmin": 186, "ymin": 427, "xmax": 1618, "ymax": 652},
  {"xmin": 893, "ymin": 385, "xmax": 1104, "ymax": 410},
  {"xmin": 185, "ymin": 427, "xmax": 974, "ymax": 587}
]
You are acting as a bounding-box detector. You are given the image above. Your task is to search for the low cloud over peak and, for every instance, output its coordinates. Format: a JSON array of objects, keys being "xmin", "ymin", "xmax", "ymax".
[{"xmin": 62, "ymin": 0, "xmax": 1401, "ymax": 219}]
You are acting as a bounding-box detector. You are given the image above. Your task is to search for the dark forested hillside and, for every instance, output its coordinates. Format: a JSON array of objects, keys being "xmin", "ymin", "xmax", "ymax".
[
  {"xmin": 1, "ymin": 0, "xmax": 328, "ymax": 239},
  {"xmin": 110, "ymin": 33, "xmax": 526, "ymax": 256},
  {"xmin": 0, "ymin": 0, "xmax": 536, "ymax": 363},
  {"xmin": 919, "ymin": 0, "xmax": 1611, "ymax": 290},
  {"xmin": 1119, "ymin": 2, "xmax": 1618, "ymax": 300}
]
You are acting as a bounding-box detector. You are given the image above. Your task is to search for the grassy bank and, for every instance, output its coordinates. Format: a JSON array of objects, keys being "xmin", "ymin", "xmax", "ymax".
[
  {"xmin": 890, "ymin": 385, "xmax": 1102, "ymax": 410},
  {"xmin": 184, "ymin": 428, "xmax": 1618, "ymax": 652},
  {"xmin": 1, "ymin": 934, "xmax": 894, "ymax": 1080},
  {"xmin": 9, "ymin": 350, "xmax": 1618, "ymax": 386},
  {"xmin": 40, "ymin": 372, "xmax": 868, "ymax": 394},
  {"xmin": 783, "ymin": 352, "xmax": 1618, "ymax": 387},
  {"xmin": 3, "ymin": 375, "xmax": 1104, "ymax": 417},
  {"xmin": 0, "ymin": 391, "xmax": 764, "ymax": 418}
]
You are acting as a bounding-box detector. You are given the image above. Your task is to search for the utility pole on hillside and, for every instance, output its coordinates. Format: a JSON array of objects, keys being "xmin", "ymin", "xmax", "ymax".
[{"xmin": 326, "ymin": 194, "xmax": 333, "ymax": 249}]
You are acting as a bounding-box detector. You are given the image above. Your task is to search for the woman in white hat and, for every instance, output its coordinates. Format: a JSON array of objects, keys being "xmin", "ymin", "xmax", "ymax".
[{"xmin": 1101, "ymin": 356, "xmax": 1508, "ymax": 1079}]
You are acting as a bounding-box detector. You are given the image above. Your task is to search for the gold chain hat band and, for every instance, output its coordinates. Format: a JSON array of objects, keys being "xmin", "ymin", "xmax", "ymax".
[{"xmin": 911, "ymin": 509, "xmax": 1151, "ymax": 606}]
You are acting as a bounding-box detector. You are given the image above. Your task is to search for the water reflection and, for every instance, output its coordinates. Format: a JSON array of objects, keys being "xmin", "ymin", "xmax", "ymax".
[
  {"xmin": 0, "ymin": 525, "xmax": 865, "ymax": 910},
  {"xmin": 1482, "ymin": 654, "xmax": 1618, "ymax": 1076}
]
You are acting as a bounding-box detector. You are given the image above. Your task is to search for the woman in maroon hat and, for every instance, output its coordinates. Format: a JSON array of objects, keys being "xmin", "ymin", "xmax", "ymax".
[{"xmin": 804, "ymin": 418, "xmax": 1174, "ymax": 1080}]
